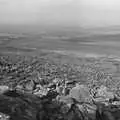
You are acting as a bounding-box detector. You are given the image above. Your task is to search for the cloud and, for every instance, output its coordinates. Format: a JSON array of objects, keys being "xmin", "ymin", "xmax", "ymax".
[
  {"xmin": 0, "ymin": 0, "xmax": 120, "ymax": 27},
  {"xmin": 0, "ymin": 0, "xmax": 81, "ymax": 25}
]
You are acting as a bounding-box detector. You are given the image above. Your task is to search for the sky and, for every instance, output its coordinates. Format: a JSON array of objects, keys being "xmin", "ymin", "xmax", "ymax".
[{"xmin": 0, "ymin": 0, "xmax": 120, "ymax": 27}]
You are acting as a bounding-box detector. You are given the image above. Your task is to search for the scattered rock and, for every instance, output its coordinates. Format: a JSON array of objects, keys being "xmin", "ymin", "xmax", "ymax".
[
  {"xmin": 96, "ymin": 104, "xmax": 120, "ymax": 120},
  {"xmin": 0, "ymin": 86, "xmax": 9, "ymax": 94},
  {"xmin": 48, "ymin": 83, "xmax": 56, "ymax": 90},
  {"xmin": 15, "ymin": 85, "xmax": 25, "ymax": 93},
  {"xmin": 0, "ymin": 89, "xmax": 43, "ymax": 120},
  {"xmin": 65, "ymin": 80, "xmax": 76, "ymax": 86},
  {"xmin": 67, "ymin": 104, "xmax": 86, "ymax": 120},
  {"xmin": 35, "ymin": 84, "xmax": 43, "ymax": 89},
  {"xmin": 76, "ymin": 104, "xmax": 87, "ymax": 114},
  {"xmin": 56, "ymin": 85, "xmax": 64, "ymax": 95},
  {"xmin": 0, "ymin": 112, "xmax": 10, "ymax": 120},
  {"xmin": 85, "ymin": 103, "xmax": 97, "ymax": 120},
  {"xmin": 34, "ymin": 89, "xmax": 48, "ymax": 97},
  {"xmin": 115, "ymin": 89, "xmax": 120, "ymax": 98},
  {"xmin": 24, "ymin": 80, "xmax": 35, "ymax": 91},
  {"xmin": 15, "ymin": 84, "xmax": 24, "ymax": 90},
  {"xmin": 57, "ymin": 95, "xmax": 74, "ymax": 108},
  {"xmin": 112, "ymin": 101, "xmax": 120, "ymax": 105},
  {"xmin": 60, "ymin": 104, "xmax": 70, "ymax": 114},
  {"xmin": 94, "ymin": 97, "xmax": 110, "ymax": 106},
  {"xmin": 95, "ymin": 85, "xmax": 114, "ymax": 100},
  {"xmin": 53, "ymin": 78, "xmax": 60, "ymax": 83}
]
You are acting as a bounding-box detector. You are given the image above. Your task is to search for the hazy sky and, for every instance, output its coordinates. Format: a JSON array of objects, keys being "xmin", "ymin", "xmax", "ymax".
[{"xmin": 0, "ymin": 0, "xmax": 120, "ymax": 27}]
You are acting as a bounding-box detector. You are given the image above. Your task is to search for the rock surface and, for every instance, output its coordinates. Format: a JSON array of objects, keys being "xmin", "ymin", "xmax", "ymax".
[{"xmin": 0, "ymin": 55, "xmax": 120, "ymax": 120}]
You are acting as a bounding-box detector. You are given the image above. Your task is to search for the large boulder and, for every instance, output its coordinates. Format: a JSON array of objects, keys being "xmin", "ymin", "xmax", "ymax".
[{"xmin": 69, "ymin": 84, "xmax": 93, "ymax": 103}]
